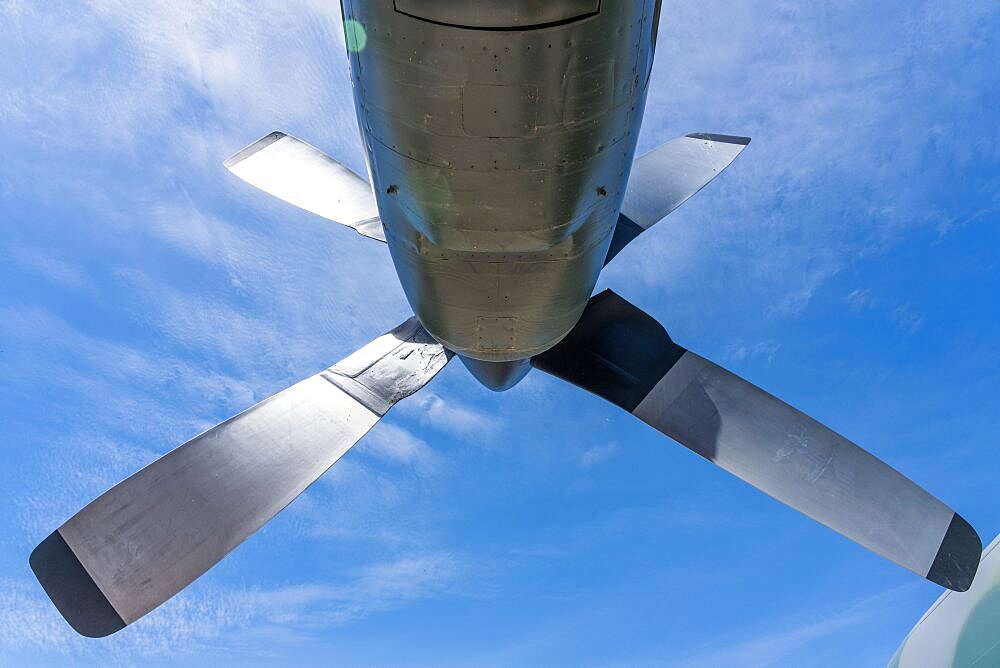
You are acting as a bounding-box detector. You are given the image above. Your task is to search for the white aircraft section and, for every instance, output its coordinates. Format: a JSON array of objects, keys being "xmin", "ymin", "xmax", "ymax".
[{"xmin": 890, "ymin": 534, "xmax": 1000, "ymax": 667}]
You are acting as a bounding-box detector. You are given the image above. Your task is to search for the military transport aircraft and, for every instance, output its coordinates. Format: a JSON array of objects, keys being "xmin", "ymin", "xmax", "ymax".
[{"xmin": 31, "ymin": 1, "xmax": 982, "ymax": 637}]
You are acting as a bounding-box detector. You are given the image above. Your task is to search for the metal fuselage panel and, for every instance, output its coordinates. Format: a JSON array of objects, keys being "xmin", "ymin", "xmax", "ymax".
[{"xmin": 342, "ymin": 0, "xmax": 659, "ymax": 362}]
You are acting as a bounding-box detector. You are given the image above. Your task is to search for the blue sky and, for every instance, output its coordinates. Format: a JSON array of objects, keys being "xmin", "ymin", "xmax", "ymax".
[{"xmin": 1, "ymin": 1, "xmax": 998, "ymax": 665}]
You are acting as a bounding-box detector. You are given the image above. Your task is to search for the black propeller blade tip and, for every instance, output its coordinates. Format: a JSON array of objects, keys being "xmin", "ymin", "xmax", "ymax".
[
  {"xmin": 926, "ymin": 514, "xmax": 982, "ymax": 592},
  {"xmin": 29, "ymin": 531, "xmax": 126, "ymax": 638}
]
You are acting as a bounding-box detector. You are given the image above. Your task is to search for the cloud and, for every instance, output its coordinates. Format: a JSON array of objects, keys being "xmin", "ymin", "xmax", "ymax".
[
  {"xmin": 606, "ymin": 0, "xmax": 1000, "ymax": 325},
  {"xmin": 399, "ymin": 392, "xmax": 501, "ymax": 442},
  {"xmin": 0, "ymin": 552, "xmax": 469, "ymax": 659},
  {"xmin": 891, "ymin": 304, "xmax": 927, "ymax": 334},
  {"xmin": 842, "ymin": 289, "xmax": 928, "ymax": 335},
  {"xmin": 302, "ymin": 552, "xmax": 469, "ymax": 625},
  {"xmin": 0, "ymin": 304, "xmax": 258, "ymax": 423},
  {"xmin": 846, "ymin": 288, "xmax": 879, "ymax": 312},
  {"xmin": 0, "ymin": 0, "xmax": 405, "ymax": 383},
  {"xmin": 580, "ymin": 442, "xmax": 620, "ymax": 468},
  {"xmin": 0, "ymin": 1, "xmax": 354, "ymax": 159},
  {"xmin": 302, "ymin": 424, "xmax": 446, "ymax": 547},
  {"xmin": 361, "ymin": 422, "xmax": 442, "ymax": 474},
  {"xmin": 9, "ymin": 250, "xmax": 98, "ymax": 294},
  {"xmin": 665, "ymin": 584, "xmax": 917, "ymax": 668},
  {"xmin": 725, "ymin": 340, "xmax": 781, "ymax": 364}
]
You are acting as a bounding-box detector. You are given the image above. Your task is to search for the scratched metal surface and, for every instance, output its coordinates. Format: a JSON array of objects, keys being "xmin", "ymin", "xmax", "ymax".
[
  {"xmin": 54, "ymin": 318, "xmax": 451, "ymax": 627},
  {"xmin": 634, "ymin": 351, "xmax": 956, "ymax": 580},
  {"xmin": 535, "ymin": 290, "xmax": 975, "ymax": 590}
]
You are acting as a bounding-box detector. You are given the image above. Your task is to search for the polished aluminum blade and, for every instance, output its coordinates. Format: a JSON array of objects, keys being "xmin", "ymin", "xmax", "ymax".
[
  {"xmin": 533, "ymin": 290, "xmax": 981, "ymax": 591},
  {"xmin": 607, "ymin": 133, "xmax": 750, "ymax": 264},
  {"xmin": 225, "ymin": 131, "xmax": 385, "ymax": 241},
  {"xmin": 31, "ymin": 318, "xmax": 451, "ymax": 637}
]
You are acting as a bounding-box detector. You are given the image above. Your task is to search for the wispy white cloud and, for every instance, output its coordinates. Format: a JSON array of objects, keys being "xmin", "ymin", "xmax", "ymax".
[
  {"xmin": 0, "ymin": 552, "xmax": 470, "ymax": 659},
  {"xmin": 399, "ymin": 392, "xmax": 502, "ymax": 443},
  {"xmin": 316, "ymin": 457, "xmax": 403, "ymax": 515},
  {"xmin": 0, "ymin": 580, "xmax": 85, "ymax": 656},
  {"xmin": 847, "ymin": 288, "xmax": 879, "ymax": 312},
  {"xmin": 891, "ymin": 304, "xmax": 927, "ymax": 334},
  {"xmin": 301, "ymin": 422, "xmax": 451, "ymax": 548},
  {"xmin": 0, "ymin": 0, "xmax": 354, "ymax": 159},
  {"xmin": 8, "ymin": 250, "xmax": 98, "ymax": 294},
  {"xmin": 663, "ymin": 584, "xmax": 918, "ymax": 668},
  {"xmin": 608, "ymin": 0, "xmax": 1000, "ymax": 325},
  {"xmin": 362, "ymin": 422, "xmax": 442, "ymax": 474},
  {"xmin": 0, "ymin": 305, "xmax": 268, "ymax": 540},
  {"xmin": 725, "ymin": 339, "xmax": 781, "ymax": 364},
  {"xmin": 579, "ymin": 442, "xmax": 620, "ymax": 468},
  {"xmin": 0, "ymin": 304, "xmax": 258, "ymax": 420},
  {"xmin": 843, "ymin": 289, "xmax": 928, "ymax": 335}
]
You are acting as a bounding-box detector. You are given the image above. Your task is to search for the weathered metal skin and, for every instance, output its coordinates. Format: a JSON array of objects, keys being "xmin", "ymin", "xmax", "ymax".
[{"xmin": 342, "ymin": 0, "xmax": 660, "ymax": 362}]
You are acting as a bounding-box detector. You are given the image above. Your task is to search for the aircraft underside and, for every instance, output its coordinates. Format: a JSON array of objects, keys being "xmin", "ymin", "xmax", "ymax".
[{"xmin": 343, "ymin": 0, "xmax": 661, "ymax": 364}]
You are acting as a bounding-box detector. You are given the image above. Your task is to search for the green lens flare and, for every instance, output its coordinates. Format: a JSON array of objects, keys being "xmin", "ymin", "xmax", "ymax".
[{"xmin": 344, "ymin": 19, "xmax": 367, "ymax": 52}]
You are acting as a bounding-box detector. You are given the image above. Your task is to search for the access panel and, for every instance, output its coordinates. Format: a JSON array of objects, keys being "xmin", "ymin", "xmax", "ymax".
[{"xmin": 394, "ymin": 0, "xmax": 601, "ymax": 30}]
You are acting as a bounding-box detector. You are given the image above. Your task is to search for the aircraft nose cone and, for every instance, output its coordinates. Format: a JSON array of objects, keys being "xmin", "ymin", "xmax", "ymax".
[{"xmin": 459, "ymin": 356, "xmax": 532, "ymax": 392}]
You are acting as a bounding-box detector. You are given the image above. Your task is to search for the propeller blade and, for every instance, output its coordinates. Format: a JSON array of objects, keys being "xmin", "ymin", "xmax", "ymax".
[
  {"xmin": 31, "ymin": 318, "xmax": 451, "ymax": 637},
  {"xmin": 225, "ymin": 131, "xmax": 385, "ymax": 241},
  {"xmin": 607, "ymin": 133, "xmax": 750, "ymax": 264},
  {"xmin": 533, "ymin": 290, "xmax": 981, "ymax": 591}
]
